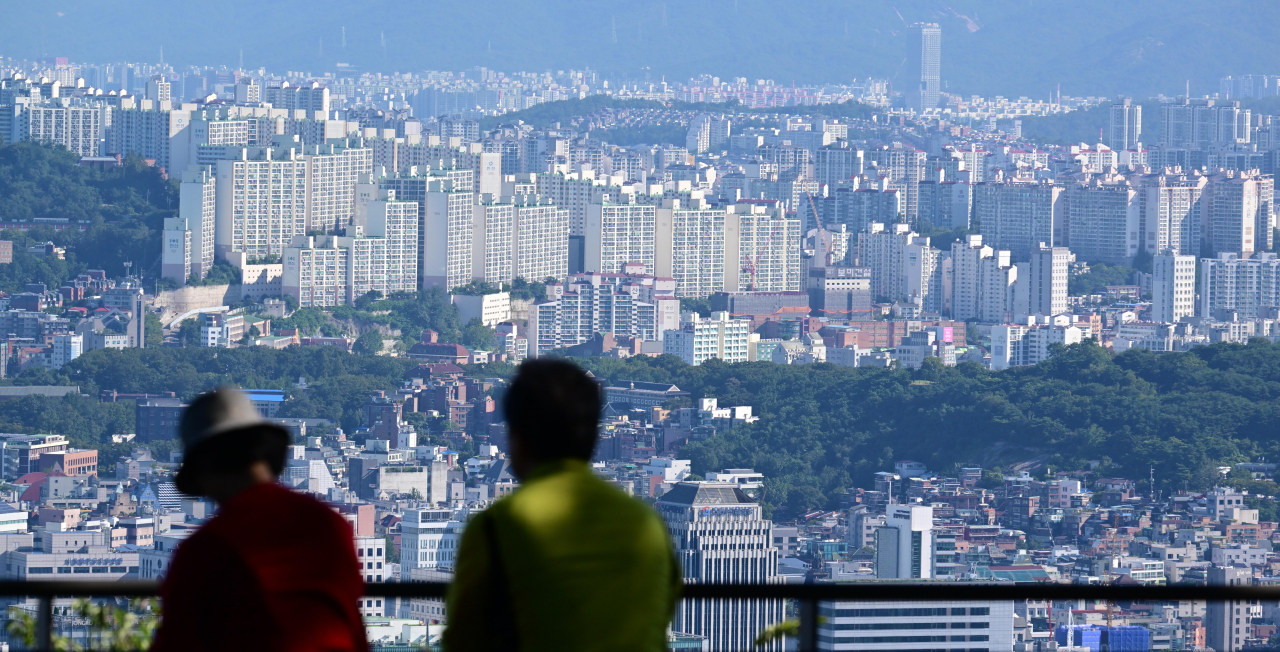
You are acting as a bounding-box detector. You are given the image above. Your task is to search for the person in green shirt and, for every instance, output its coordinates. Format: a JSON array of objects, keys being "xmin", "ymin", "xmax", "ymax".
[{"xmin": 444, "ymin": 359, "xmax": 682, "ymax": 652}]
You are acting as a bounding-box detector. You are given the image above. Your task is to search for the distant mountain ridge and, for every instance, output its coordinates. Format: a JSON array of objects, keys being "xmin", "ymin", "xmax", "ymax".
[{"xmin": 2, "ymin": 0, "xmax": 1277, "ymax": 99}]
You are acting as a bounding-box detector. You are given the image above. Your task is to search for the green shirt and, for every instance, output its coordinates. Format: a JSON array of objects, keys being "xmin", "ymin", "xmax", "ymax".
[{"xmin": 444, "ymin": 459, "xmax": 681, "ymax": 652}]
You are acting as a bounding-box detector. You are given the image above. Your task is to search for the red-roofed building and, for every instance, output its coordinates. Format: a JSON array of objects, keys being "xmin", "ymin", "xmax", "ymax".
[{"xmin": 407, "ymin": 330, "xmax": 469, "ymax": 364}]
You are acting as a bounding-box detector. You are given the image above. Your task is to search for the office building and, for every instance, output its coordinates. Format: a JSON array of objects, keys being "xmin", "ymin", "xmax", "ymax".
[
  {"xmin": 1152, "ymin": 250, "xmax": 1197, "ymax": 323},
  {"xmin": 1199, "ymin": 252, "xmax": 1280, "ymax": 320},
  {"xmin": 1109, "ymin": 98, "xmax": 1142, "ymax": 150},
  {"xmin": 663, "ymin": 312, "xmax": 751, "ymax": 366},
  {"xmin": 817, "ymin": 601, "xmax": 1015, "ymax": 651},
  {"xmin": 1206, "ymin": 565, "xmax": 1254, "ymax": 652},
  {"xmin": 527, "ymin": 267, "xmax": 679, "ymax": 357},
  {"xmin": 400, "ymin": 509, "xmax": 464, "ymax": 572},
  {"xmin": 874, "ymin": 504, "xmax": 933, "ymax": 579},
  {"xmin": 136, "ymin": 397, "xmax": 187, "ymax": 443},
  {"xmin": 905, "ymin": 23, "xmax": 942, "ymax": 112},
  {"xmin": 657, "ymin": 482, "xmax": 785, "ymax": 652}
]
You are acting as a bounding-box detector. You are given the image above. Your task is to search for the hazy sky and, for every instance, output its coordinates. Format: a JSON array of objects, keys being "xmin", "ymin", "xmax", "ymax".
[{"xmin": 3, "ymin": 0, "xmax": 1277, "ymax": 98}]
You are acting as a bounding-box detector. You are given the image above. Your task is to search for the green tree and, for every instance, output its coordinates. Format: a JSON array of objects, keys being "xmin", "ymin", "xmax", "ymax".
[{"xmin": 353, "ymin": 330, "xmax": 384, "ymax": 355}]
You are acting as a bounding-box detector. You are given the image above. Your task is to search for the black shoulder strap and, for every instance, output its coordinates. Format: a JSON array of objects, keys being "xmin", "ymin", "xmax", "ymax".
[{"xmin": 484, "ymin": 515, "xmax": 520, "ymax": 652}]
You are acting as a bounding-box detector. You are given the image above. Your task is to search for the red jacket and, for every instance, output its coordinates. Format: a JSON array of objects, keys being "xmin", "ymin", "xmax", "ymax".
[{"xmin": 152, "ymin": 483, "xmax": 369, "ymax": 652}]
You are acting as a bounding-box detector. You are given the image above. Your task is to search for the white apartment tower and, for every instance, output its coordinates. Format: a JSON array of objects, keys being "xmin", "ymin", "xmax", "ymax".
[
  {"xmin": 657, "ymin": 482, "xmax": 785, "ymax": 652},
  {"xmin": 663, "ymin": 312, "xmax": 751, "ymax": 366},
  {"xmin": 585, "ymin": 198, "xmax": 658, "ymax": 275},
  {"xmin": 973, "ymin": 179, "xmax": 1064, "ymax": 258},
  {"xmin": 1205, "ymin": 169, "xmax": 1274, "ymax": 256},
  {"xmin": 145, "ymin": 75, "xmax": 171, "ymax": 104},
  {"xmin": 1152, "ymin": 250, "xmax": 1197, "ymax": 323},
  {"xmin": 163, "ymin": 167, "xmax": 218, "ymax": 284},
  {"xmin": 1140, "ymin": 171, "xmax": 1206, "ymax": 256},
  {"xmin": 951, "ymin": 234, "xmax": 1017, "ymax": 323},
  {"xmin": 1013, "ymin": 244, "xmax": 1071, "ymax": 318},
  {"xmin": 1065, "ymin": 173, "xmax": 1141, "ymax": 265},
  {"xmin": 1109, "ymin": 98, "xmax": 1142, "ymax": 150},
  {"xmin": 1199, "ymin": 252, "xmax": 1280, "ymax": 320},
  {"xmin": 422, "ymin": 174, "xmax": 477, "ymax": 290}
]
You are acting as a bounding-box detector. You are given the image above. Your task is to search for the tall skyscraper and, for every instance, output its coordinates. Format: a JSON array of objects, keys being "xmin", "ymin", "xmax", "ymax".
[
  {"xmin": 906, "ymin": 23, "xmax": 942, "ymax": 112},
  {"xmin": 1152, "ymin": 250, "xmax": 1197, "ymax": 323},
  {"xmin": 1109, "ymin": 98, "xmax": 1142, "ymax": 150},
  {"xmin": 656, "ymin": 482, "xmax": 785, "ymax": 652}
]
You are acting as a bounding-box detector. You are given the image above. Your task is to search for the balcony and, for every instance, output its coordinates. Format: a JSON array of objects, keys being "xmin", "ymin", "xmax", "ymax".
[{"xmin": 0, "ymin": 580, "xmax": 1270, "ymax": 651}]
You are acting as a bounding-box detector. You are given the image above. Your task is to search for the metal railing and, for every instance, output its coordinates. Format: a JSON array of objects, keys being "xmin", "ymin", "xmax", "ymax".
[{"xmin": 3, "ymin": 580, "xmax": 1278, "ymax": 651}]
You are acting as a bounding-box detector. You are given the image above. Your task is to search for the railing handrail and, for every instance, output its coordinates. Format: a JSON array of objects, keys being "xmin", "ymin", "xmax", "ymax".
[
  {"xmin": 1, "ymin": 579, "xmax": 1275, "ymax": 601},
  {"xmin": 5, "ymin": 579, "xmax": 1272, "ymax": 652}
]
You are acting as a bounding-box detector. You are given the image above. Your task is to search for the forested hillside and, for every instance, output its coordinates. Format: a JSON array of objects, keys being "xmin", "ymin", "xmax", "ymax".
[
  {"xmin": 0, "ymin": 142, "xmax": 176, "ymax": 290},
  {"xmin": 6, "ymin": 339, "xmax": 1279, "ymax": 518}
]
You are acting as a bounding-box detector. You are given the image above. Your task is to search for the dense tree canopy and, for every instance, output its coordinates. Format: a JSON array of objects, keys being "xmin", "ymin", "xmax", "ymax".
[
  {"xmin": 0, "ymin": 142, "xmax": 177, "ymax": 291},
  {"xmin": 5, "ymin": 335, "xmax": 1277, "ymax": 520}
]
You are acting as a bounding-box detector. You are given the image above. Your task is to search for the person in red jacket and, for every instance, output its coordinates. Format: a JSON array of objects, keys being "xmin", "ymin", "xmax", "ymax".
[{"xmin": 151, "ymin": 388, "xmax": 368, "ymax": 652}]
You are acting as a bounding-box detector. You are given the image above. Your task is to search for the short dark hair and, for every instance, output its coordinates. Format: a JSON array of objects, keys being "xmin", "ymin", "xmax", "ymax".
[{"xmin": 503, "ymin": 359, "xmax": 600, "ymax": 460}]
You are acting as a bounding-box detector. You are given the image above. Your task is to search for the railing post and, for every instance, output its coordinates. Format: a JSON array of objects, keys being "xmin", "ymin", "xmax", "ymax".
[
  {"xmin": 798, "ymin": 597, "xmax": 818, "ymax": 652},
  {"xmin": 36, "ymin": 594, "xmax": 52, "ymax": 652}
]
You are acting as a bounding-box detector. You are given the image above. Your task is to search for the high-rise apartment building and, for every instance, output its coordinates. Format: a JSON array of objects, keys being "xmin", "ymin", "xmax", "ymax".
[
  {"xmin": 1160, "ymin": 99, "xmax": 1250, "ymax": 148},
  {"xmin": 990, "ymin": 323, "xmax": 1084, "ymax": 370},
  {"xmin": 814, "ymin": 145, "xmax": 864, "ymax": 186},
  {"xmin": 865, "ymin": 144, "xmax": 926, "ymax": 222},
  {"xmin": 1205, "ymin": 169, "xmax": 1274, "ymax": 256},
  {"xmin": 1109, "ymin": 98, "xmax": 1142, "ymax": 150},
  {"xmin": 1012, "ymin": 245, "xmax": 1071, "ymax": 318},
  {"xmin": 663, "ymin": 312, "xmax": 751, "ymax": 365},
  {"xmin": 973, "ymin": 178, "xmax": 1064, "ymax": 258},
  {"xmin": 1199, "ymin": 252, "xmax": 1280, "ymax": 320},
  {"xmin": 23, "ymin": 105, "xmax": 101, "ymax": 157},
  {"xmin": 1064, "ymin": 173, "xmax": 1141, "ymax": 265},
  {"xmin": 282, "ymin": 190, "xmax": 419, "ymax": 307},
  {"xmin": 1152, "ymin": 250, "xmax": 1197, "ymax": 323},
  {"xmin": 512, "ymin": 197, "xmax": 570, "ymax": 283},
  {"xmin": 951, "ymin": 235, "xmax": 1017, "ymax": 323},
  {"xmin": 145, "ymin": 75, "xmax": 171, "ymax": 104},
  {"xmin": 685, "ymin": 114, "xmax": 731, "ymax": 154},
  {"xmin": 213, "ymin": 138, "xmax": 372, "ymax": 259},
  {"xmin": 585, "ymin": 198, "xmax": 658, "ymax": 276},
  {"xmin": 1139, "ymin": 171, "xmax": 1206, "ymax": 256},
  {"xmin": 657, "ymin": 482, "xmax": 785, "ymax": 652},
  {"xmin": 262, "ymin": 81, "xmax": 330, "ymax": 115},
  {"xmin": 163, "ymin": 167, "xmax": 217, "ymax": 284},
  {"xmin": 905, "ymin": 23, "xmax": 942, "ymax": 112},
  {"xmin": 421, "ymin": 174, "xmax": 477, "ymax": 291},
  {"xmin": 527, "ymin": 267, "xmax": 679, "ymax": 356}
]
